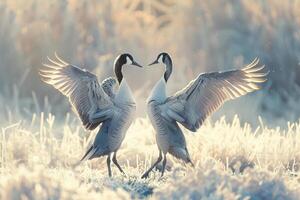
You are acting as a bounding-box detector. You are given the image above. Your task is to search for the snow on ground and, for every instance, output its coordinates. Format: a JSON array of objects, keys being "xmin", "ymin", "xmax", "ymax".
[{"xmin": 1, "ymin": 114, "xmax": 300, "ymax": 199}]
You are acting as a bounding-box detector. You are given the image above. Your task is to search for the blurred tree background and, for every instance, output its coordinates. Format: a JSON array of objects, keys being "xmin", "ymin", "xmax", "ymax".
[{"xmin": 0, "ymin": 0, "xmax": 299, "ymax": 126}]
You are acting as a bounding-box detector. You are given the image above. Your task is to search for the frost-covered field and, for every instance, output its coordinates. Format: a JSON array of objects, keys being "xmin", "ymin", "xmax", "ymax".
[
  {"xmin": 1, "ymin": 113, "xmax": 300, "ymax": 199},
  {"xmin": 0, "ymin": 1, "xmax": 300, "ymax": 198}
]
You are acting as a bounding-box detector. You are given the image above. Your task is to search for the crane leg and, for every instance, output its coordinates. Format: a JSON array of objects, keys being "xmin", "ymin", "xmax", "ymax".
[
  {"xmin": 141, "ymin": 150, "xmax": 162, "ymax": 179},
  {"xmin": 107, "ymin": 153, "xmax": 112, "ymax": 177},
  {"xmin": 112, "ymin": 151, "xmax": 125, "ymax": 175},
  {"xmin": 161, "ymin": 153, "xmax": 167, "ymax": 177}
]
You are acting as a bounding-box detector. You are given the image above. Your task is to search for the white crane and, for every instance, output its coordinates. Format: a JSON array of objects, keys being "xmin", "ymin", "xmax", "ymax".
[
  {"xmin": 40, "ymin": 53, "xmax": 142, "ymax": 177},
  {"xmin": 142, "ymin": 53, "xmax": 268, "ymax": 178}
]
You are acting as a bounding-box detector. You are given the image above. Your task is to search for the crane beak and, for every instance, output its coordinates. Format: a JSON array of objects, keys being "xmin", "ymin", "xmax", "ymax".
[
  {"xmin": 132, "ymin": 60, "xmax": 143, "ymax": 68},
  {"xmin": 148, "ymin": 60, "xmax": 159, "ymax": 66}
]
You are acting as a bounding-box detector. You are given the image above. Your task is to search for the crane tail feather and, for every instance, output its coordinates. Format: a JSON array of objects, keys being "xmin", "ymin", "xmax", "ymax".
[{"xmin": 80, "ymin": 146, "xmax": 95, "ymax": 161}]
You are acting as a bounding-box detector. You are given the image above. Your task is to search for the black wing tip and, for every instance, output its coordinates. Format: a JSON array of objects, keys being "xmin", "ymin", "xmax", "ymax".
[
  {"xmin": 80, "ymin": 146, "xmax": 94, "ymax": 161},
  {"xmin": 190, "ymin": 127, "xmax": 198, "ymax": 132}
]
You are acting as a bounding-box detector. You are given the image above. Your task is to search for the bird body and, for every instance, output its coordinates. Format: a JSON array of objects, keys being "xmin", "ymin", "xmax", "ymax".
[
  {"xmin": 142, "ymin": 53, "xmax": 268, "ymax": 178},
  {"xmin": 40, "ymin": 53, "xmax": 142, "ymax": 177},
  {"xmin": 86, "ymin": 102, "xmax": 135, "ymax": 160},
  {"xmin": 147, "ymin": 77, "xmax": 167, "ymax": 103},
  {"xmin": 147, "ymin": 76, "xmax": 190, "ymax": 161},
  {"xmin": 83, "ymin": 81, "xmax": 136, "ymax": 160},
  {"xmin": 148, "ymin": 101, "xmax": 191, "ymax": 162}
]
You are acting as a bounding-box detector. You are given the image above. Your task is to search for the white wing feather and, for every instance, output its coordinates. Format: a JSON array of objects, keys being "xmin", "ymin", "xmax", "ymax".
[
  {"xmin": 161, "ymin": 58, "xmax": 268, "ymax": 132},
  {"xmin": 40, "ymin": 54, "xmax": 113, "ymax": 130}
]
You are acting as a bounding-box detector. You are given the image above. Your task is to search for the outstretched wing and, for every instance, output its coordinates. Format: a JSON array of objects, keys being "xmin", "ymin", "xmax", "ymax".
[
  {"xmin": 160, "ymin": 58, "xmax": 268, "ymax": 132},
  {"xmin": 39, "ymin": 54, "xmax": 113, "ymax": 130}
]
